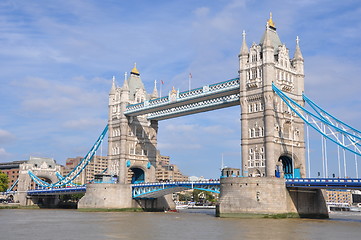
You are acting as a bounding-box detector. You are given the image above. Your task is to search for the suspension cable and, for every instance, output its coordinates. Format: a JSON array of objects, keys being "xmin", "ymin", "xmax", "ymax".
[{"xmin": 306, "ymin": 115, "xmax": 311, "ymax": 178}]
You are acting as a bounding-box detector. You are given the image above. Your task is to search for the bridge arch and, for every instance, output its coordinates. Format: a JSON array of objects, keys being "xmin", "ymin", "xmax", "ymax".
[
  {"xmin": 129, "ymin": 167, "xmax": 145, "ymax": 184},
  {"xmin": 276, "ymin": 153, "xmax": 295, "ymax": 178}
]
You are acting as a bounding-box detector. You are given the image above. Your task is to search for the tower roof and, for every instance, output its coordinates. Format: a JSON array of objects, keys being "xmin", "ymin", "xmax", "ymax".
[
  {"xmin": 128, "ymin": 64, "xmax": 146, "ymax": 101},
  {"xmin": 260, "ymin": 14, "xmax": 282, "ymax": 53}
]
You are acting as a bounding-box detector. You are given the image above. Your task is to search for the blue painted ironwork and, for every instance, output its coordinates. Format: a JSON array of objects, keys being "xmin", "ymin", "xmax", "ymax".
[
  {"xmin": 286, "ymin": 178, "xmax": 361, "ymax": 189},
  {"xmin": 131, "ymin": 168, "xmax": 145, "ymax": 184},
  {"xmin": 28, "ymin": 125, "xmax": 108, "ymax": 188},
  {"xmin": 273, "ymin": 83, "xmax": 361, "ymax": 156},
  {"xmin": 132, "ymin": 181, "xmax": 220, "ymax": 199},
  {"xmin": 6, "ymin": 178, "xmax": 18, "ymax": 193},
  {"xmin": 27, "ymin": 186, "xmax": 86, "ymax": 196}
]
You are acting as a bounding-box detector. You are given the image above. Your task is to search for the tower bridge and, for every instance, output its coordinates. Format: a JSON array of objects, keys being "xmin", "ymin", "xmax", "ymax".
[{"xmin": 15, "ymin": 15, "xmax": 361, "ymax": 217}]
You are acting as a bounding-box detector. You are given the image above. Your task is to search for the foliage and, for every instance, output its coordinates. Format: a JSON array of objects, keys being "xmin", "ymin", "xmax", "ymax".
[
  {"xmin": 178, "ymin": 190, "xmax": 217, "ymax": 203},
  {"xmin": 0, "ymin": 172, "xmax": 9, "ymax": 192},
  {"xmin": 59, "ymin": 193, "xmax": 85, "ymax": 202}
]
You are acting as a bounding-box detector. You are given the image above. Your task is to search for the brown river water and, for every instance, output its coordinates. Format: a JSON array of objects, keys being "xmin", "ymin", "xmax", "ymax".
[{"xmin": 1, "ymin": 209, "xmax": 361, "ymax": 240}]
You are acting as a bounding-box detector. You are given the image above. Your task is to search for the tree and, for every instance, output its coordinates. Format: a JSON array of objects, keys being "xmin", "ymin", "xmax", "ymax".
[{"xmin": 0, "ymin": 172, "xmax": 9, "ymax": 192}]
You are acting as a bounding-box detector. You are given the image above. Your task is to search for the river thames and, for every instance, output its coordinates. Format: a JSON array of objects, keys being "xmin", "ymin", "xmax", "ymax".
[{"xmin": 1, "ymin": 209, "xmax": 361, "ymax": 240}]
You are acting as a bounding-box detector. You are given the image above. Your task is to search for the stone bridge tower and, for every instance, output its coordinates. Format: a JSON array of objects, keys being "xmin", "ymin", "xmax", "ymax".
[
  {"xmin": 108, "ymin": 64, "xmax": 158, "ymax": 184},
  {"xmin": 17, "ymin": 156, "xmax": 61, "ymax": 206},
  {"xmin": 239, "ymin": 15, "xmax": 305, "ymax": 178}
]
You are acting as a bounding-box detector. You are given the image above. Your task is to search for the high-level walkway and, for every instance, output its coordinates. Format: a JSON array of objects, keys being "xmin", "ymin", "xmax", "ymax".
[{"xmin": 124, "ymin": 78, "xmax": 240, "ymax": 120}]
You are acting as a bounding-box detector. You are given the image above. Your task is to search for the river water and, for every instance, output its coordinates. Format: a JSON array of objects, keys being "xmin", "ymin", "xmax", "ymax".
[{"xmin": 1, "ymin": 209, "xmax": 361, "ymax": 240}]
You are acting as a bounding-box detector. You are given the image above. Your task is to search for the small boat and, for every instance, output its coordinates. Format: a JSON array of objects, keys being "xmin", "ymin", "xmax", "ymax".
[{"xmin": 175, "ymin": 204, "xmax": 188, "ymax": 210}]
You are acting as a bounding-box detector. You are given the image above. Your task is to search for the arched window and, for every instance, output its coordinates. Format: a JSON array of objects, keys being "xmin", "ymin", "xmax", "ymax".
[
  {"xmin": 283, "ymin": 121, "xmax": 291, "ymax": 139},
  {"xmin": 135, "ymin": 143, "xmax": 142, "ymax": 155}
]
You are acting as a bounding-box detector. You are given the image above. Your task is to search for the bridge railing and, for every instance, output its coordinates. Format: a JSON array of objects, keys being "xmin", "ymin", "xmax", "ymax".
[{"xmin": 132, "ymin": 180, "xmax": 220, "ymax": 187}]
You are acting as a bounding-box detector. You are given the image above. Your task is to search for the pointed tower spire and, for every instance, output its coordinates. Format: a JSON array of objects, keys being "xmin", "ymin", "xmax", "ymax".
[
  {"xmin": 122, "ymin": 72, "xmax": 129, "ymax": 90},
  {"xmin": 262, "ymin": 24, "xmax": 272, "ymax": 48},
  {"xmin": 110, "ymin": 76, "xmax": 116, "ymax": 94},
  {"xmin": 294, "ymin": 36, "xmax": 303, "ymax": 60},
  {"xmin": 240, "ymin": 30, "xmax": 249, "ymax": 55},
  {"xmin": 151, "ymin": 80, "xmax": 158, "ymax": 99}
]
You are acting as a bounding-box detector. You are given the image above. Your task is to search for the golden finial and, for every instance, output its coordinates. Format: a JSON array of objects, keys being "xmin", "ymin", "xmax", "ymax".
[
  {"xmin": 171, "ymin": 86, "xmax": 177, "ymax": 94},
  {"xmin": 267, "ymin": 12, "xmax": 276, "ymax": 29},
  {"xmin": 131, "ymin": 62, "xmax": 139, "ymax": 75}
]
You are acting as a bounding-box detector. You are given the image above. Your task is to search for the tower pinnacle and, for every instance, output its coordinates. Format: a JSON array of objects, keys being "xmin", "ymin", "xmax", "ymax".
[
  {"xmin": 110, "ymin": 76, "xmax": 116, "ymax": 94},
  {"xmin": 240, "ymin": 30, "xmax": 249, "ymax": 55},
  {"xmin": 294, "ymin": 36, "xmax": 303, "ymax": 60},
  {"xmin": 122, "ymin": 72, "xmax": 129, "ymax": 90}
]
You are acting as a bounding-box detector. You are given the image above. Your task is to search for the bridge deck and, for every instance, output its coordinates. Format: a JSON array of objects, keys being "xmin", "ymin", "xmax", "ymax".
[{"xmin": 24, "ymin": 178, "xmax": 361, "ymax": 197}]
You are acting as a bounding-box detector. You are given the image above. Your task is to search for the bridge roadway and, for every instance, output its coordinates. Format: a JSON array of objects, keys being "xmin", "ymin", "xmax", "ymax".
[{"xmin": 24, "ymin": 178, "xmax": 361, "ymax": 198}]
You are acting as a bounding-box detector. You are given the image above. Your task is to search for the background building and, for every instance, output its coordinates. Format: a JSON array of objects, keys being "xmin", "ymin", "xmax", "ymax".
[
  {"xmin": 61, "ymin": 156, "xmax": 108, "ymax": 185},
  {"xmin": 325, "ymin": 189, "xmax": 352, "ymax": 207},
  {"xmin": 155, "ymin": 151, "xmax": 188, "ymax": 182},
  {"xmin": 0, "ymin": 160, "xmax": 26, "ymax": 190}
]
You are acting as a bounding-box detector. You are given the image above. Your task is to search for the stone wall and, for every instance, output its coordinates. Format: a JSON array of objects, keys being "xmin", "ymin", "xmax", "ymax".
[
  {"xmin": 78, "ymin": 183, "xmax": 175, "ymax": 210},
  {"xmin": 217, "ymin": 177, "xmax": 328, "ymax": 218}
]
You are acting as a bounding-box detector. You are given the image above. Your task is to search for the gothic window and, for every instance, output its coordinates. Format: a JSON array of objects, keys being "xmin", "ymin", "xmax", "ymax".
[
  {"xmin": 249, "ymin": 148, "xmax": 253, "ymax": 154},
  {"xmin": 252, "ymin": 128, "xmax": 256, "ymax": 138},
  {"xmin": 249, "ymin": 104, "xmax": 253, "ymax": 113},
  {"xmin": 249, "ymin": 129, "xmax": 252, "ymax": 138},
  {"xmin": 252, "ymin": 68, "xmax": 257, "ymax": 79},
  {"xmin": 260, "ymin": 147, "xmax": 264, "ymax": 153},
  {"xmin": 135, "ymin": 126, "xmax": 142, "ymax": 138},
  {"xmin": 255, "ymin": 128, "xmax": 260, "ymax": 137},
  {"xmin": 259, "ymin": 102, "xmax": 264, "ymax": 111},
  {"xmin": 254, "ymin": 103, "xmax": 258, "ymax": 112},
  {"xmin": 135, "ymin": 143, "xmax": 142, "ymax": 155},
  {"xmin": 259, "ymin": 127, "xmax": 264, "ymax": 137},
  {"xmin": 283, "ymin": 121, "xmax": 291, "ymax": 139}
]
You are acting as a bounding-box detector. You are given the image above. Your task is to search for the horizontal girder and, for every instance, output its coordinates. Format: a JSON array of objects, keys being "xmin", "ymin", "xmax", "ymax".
[
  {"xmin": 132, "ymin": 181, "xmax": 221, "ymax": 199},
  {"xmin": 286, "ymin": 178, "xmax": 361, "ymax": 189},
  {"xmin": 124, "ymin": 78, "xmax": 240, "ymax": 120}
]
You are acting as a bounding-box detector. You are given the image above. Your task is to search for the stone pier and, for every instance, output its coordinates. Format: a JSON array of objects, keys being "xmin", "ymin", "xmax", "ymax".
[
  {"xmin": 78, "ymin": 183, "xmax": 175, "ymax": 211},
  {"xmin": 217, "ymin": 177, "xmax": 328, "ymax": 218}
]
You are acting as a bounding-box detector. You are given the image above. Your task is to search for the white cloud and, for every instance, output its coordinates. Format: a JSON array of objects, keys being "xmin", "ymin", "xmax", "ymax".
[
  {"xmin": 0, "ymin": 129, "xmax": 16, "ymax": 144},
  {"xmin": 0, "ymin": 148, "xmax": 11, "ymax": 158}
]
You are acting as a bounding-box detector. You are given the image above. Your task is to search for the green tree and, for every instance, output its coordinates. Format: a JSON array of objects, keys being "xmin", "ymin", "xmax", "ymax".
[{"xmin": 0, "ymin": 172, "xmax": 9, "ymax": 192}]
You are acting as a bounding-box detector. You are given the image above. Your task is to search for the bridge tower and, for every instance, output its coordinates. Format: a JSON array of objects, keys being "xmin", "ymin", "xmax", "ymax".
[
  {"xmin": 108, "ymin": 64, "xmax": 158, "ymax": 184},
  {"xmin": 239, "ymin": 14, "xmax": 305, "ymax": 178},
  {"xmin": 217, "ymin": 15, "xmax": 328, "ymax": 218}
]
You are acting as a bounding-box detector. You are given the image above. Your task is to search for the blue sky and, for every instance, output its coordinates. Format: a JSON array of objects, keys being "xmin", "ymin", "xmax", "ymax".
[{"xmin": 1, "ymin": 0, "xmax": 361, "ymax": 178}]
